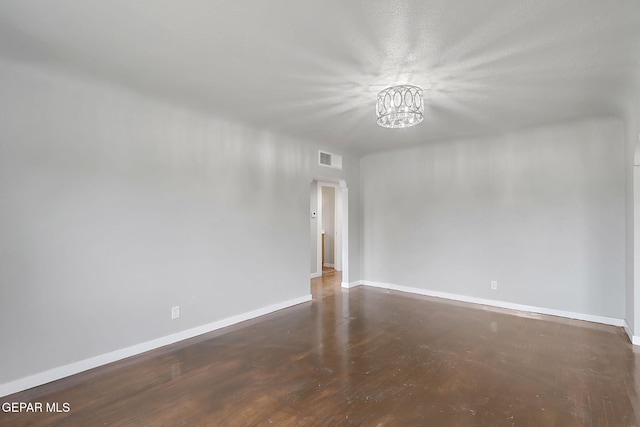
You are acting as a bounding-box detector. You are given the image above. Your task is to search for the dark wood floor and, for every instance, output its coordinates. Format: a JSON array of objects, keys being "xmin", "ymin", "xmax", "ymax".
[{"xmin": 2, "ymin": 270, "xmax": 639, "ymax": 426}]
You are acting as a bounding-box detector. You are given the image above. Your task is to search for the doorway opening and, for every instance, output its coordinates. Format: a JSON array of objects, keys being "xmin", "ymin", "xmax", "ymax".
[{"xmin": 310, "ymin": 179, "xmax": 348, "ymax": 288}]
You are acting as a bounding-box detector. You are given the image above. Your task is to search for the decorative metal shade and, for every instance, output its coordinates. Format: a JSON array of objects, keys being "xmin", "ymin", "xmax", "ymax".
[{"xmin": 376, "ymin": 85, "xmax": 424, "ymax": 128}]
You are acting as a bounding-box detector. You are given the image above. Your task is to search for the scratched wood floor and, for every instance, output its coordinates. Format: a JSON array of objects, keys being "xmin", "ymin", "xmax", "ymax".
[{"xmin": 2, "ymin": 269, "xmax": 639, "ymax": 426}]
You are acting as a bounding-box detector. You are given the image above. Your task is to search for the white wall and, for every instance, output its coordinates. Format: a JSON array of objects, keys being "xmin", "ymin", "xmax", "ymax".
[
  {"xmin": 0, "ymin": 60, "xmax": 360, "ymax": 388},
  {"xmin": 362, "ymin": 118, "xmax": 626, "ymax": 319},
  {"xmin": 625, "ymin": 79, "xmax": 640, "ymax": 337}
]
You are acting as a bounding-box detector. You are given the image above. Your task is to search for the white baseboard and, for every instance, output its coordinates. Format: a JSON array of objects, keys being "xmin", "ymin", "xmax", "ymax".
[
  {"xmin": 623, "ymin": 321, "xmax": 640, "ymax": 345},
  {"xmin": 323, "ymin": 263, "xmax": 334, "ymax": 268},
  {"xmin": 342, "ymin": 281, "xmax": 362, "ymax": 289},
  {"xmin": 0, "ymin": 294, "xmax": 312, "ymax": 398},
  {"xmin": 310, "ymin": 272, "xmax": 322, "ymax": 279},
  {"xmin": 359, "ymin": 280, "xmax": 629, "ymax": 330}
]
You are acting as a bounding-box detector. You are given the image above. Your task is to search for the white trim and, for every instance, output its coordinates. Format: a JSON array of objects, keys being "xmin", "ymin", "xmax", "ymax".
[
  {"xmin": 323, "ymin": 263, "xmax": 334, "ymax": 268},
  {"xmin": 334, "ymin": 185, "xmax": 342, "ymax": 272},
  {"xmin": 340, "ymin": 186, "xmax": 348, "ymax": 281},
  {"xmin": 0, "ymin": 294, "xmax": 312, "ymax": 398},
  {"xmin": 359, "ymin": 280, "xmax": 628, "ymax": 329},
  {"xmin": 310, "ymin": 272, "xmax": 322, "ymax": 279},
  {"xmin": 342, "ymin": 281, "xmax": 362, "ymax": 289},
  {"xmin": 624, "ymin": 321, "xmax": 640, "ymax": 345},
  {"xmin": 315, "ymin": 181, "xmax": 323, "ymax": 277}
]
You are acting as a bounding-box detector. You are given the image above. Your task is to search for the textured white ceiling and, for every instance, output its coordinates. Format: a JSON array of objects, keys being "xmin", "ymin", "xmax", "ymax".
[{"xmin": 1, "ymin": 0, "xmax": 639, "ymax": 153}]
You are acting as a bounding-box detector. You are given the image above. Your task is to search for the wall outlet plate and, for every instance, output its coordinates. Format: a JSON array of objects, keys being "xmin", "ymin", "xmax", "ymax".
[
  {"xmin": 171, "ymin": 306, "xmax": 180, "ymax": 319},
  {"xmin": 490, "ymin": 281, "xmax": 498, "ymax": 290}
]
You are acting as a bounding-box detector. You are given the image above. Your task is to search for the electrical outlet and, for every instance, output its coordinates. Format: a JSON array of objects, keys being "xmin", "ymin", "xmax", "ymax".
[
  {"xmin": 490, "ymin": 280, "xmax": 498, "ymax": 291},
  {"xmin": 171, "ymin": 306, "xmax": 180, "ymax": 320}
]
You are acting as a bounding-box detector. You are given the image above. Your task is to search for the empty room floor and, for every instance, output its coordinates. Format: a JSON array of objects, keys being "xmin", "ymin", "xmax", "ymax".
[{"xmin": 1, "ymin": 273, "xmax": 639, "ymax": 426}]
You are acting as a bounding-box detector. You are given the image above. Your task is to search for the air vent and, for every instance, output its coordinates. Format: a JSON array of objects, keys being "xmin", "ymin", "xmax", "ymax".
[
  {"xmin": 318, "ymin": 151, "xmax": 342, "ymax": 169},
  {"xmin": 319, "ymin": 152, "xmax": 332, "ymax": 166}
]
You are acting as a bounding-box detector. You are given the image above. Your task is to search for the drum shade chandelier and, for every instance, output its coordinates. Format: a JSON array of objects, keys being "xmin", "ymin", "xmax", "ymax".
[{"xmin": 376, "ymin": 85, "xmax": 424, "ymax": 128}]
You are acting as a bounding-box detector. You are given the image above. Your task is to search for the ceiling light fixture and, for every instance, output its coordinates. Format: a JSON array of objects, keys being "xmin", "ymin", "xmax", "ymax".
[{"xmin": 376, "ymin": 85, "xmax": 424, "ymax": 128}]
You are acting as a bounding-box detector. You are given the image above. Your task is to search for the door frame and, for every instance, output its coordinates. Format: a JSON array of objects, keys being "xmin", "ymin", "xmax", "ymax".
[{"xmin": 312, "ymin": 179, "xmax": 348, "ymax": 285}]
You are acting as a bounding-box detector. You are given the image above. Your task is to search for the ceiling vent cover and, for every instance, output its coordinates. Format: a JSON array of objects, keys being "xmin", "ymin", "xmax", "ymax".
[{"xmin": 318, "ymin": 151, "xmax": 342, "ymax": 169}]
